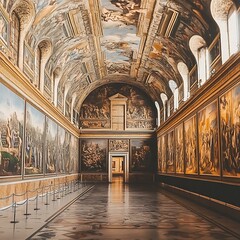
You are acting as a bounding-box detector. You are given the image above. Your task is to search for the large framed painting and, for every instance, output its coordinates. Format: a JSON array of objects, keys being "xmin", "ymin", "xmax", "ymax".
[
  {"xmin": 57, "ymin": 126, "xmax": 66, "ymax": 174},
  {"xmin": 131, "ymin": 139, "xmax": 152, "ymax": 172},
  {"xmin": 198, "ymin": 101, "xmax": 220, "ymax": 175},
  {"xmin": 184, "ymin": 115, "xmax": 198, "ymax": 174},
  {"xmin": 160, "ymin": 134, "xmax": 167, "ymax": 173},
  {"xmin": 0, "ymin": 83, "xmax": 24, "ymax": 177},
  {"xmin": 166, "ymin": 130, "xmax": 175, "ymax": 173},
  {"xmin": 25, "ymin": 103, "xmax": 45, "ymax": 175},
  {"xmin": 69, "ymin": 134, "xmax": 79, "ymax": 173},
  {"xmin": 80, "ymin": 139, "xmax": 107, "ymax": 172},
  {"xmin": 175, "ymin": 123, "xmax": 184, "ymax": 173},
  {"xmin": 220, "ymin": 83, "xmax": 240, "ymax": 177},
  {"xmin": 63, "ymin": 130, "xmax": 71, "ymax": 174},
  {"xmin": 45, "ymin": 117, "xmax": 58, "ymax": 174},
  {"xmin": 0, "ymin": 10, "xmax": 8, "ymax": 45}
]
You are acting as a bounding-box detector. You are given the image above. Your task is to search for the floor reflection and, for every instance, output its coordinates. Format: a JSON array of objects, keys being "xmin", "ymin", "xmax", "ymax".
[{"xmin": 29, "ymin": 184, "xmax": 239, "ymax": 240}]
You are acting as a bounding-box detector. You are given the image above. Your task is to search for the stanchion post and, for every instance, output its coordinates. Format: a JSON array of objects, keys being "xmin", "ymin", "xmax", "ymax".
[
  {"xmin": 24, "ymin": 192, "xmax": 31, "ymax": 216},
  {"xmin": 45, "ymin": 190, "xmax": 50, "ymax": 205},
  {"xmin": 34, "ymin": 192, "xmax": 40, "ymax": 211},
  {"xmin": 10, "ymin": 202, "xmax": 19, "ymax": 224}
]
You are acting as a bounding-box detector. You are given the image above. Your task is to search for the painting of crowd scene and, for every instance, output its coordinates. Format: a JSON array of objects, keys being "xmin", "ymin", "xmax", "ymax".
[
  {"xmin": 0, "ymin": 84, "xmax": 24, "ymax": 176},
  {"xmin": 175, "ymin": 123, "xmax": 184, "ymax": 173},
  {"xmin": 69, "ymin": 135, "xmax": 79, "ymax": 173},
  {"xmin": 57, "ymin": 126, "xmax": 65, "ymax": 174},
  {"xmin": 25, "ymin": 103, "xmax": 45, "ymax": 175},
  {"xmin": 80, "ymin": 139, "xmax": 107, "ymax": 172},
  {"xmin": 45, "ymin": 117, "xmax": 57, "ymax": 174},
  {"xmin": 131, "ymin": 139, "xmax": 152, "ymax": 172},
  {"xmin": 166, "ymin": 130, "xmax": 175, "ymax": 173},
  {"xmin": 220, "ymin": 83, "xmax": 240, "ymax": 177},
  {"xmin": 198, "ymin": 101, "xmax": 220, "ymax": 175},
  {"xmin": 80, "ymin": 83, "xmax": 156, "ymax": 130},
  {"xmin": 184, "ymin": 116, "xmax": 198, "ymax": 174}
]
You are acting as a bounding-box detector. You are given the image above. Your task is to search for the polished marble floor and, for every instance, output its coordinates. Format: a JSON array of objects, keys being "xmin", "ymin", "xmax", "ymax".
[{"xmin": 28, "ymin": 177, "xmax": 240, "ymax": 240}]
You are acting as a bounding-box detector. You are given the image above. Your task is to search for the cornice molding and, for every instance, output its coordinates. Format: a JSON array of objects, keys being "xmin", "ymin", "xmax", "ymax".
[{"xmin": 0, "ymin": 51, "xmax": 80, "ymax": 137}]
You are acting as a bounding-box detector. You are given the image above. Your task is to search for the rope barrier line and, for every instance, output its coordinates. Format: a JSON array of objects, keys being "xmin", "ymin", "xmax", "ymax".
[{"xmin": 0, "ymin": 180, "xmax": 83, "ymax": 224}]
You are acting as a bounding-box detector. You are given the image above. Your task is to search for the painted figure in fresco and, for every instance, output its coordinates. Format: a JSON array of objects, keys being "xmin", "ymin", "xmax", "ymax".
[
  {"xmin": 0, "ymin": 14, "xmax": 7, "ymax": 41},
  {"xmin": 6, "ymin": 120, "xmax": 11, "ymax": 149}
]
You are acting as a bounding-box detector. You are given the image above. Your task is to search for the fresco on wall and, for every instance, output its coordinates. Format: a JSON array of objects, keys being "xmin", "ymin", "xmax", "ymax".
[
  {"xmin": 25, "ymin": 103, "xmax": 45, "ymax": 175},
  {"xmin": 131, "ymin": 139, "xmax": 152, "ymax": 172},
  {"xmin": 0, "ymin": 84, "xmax": 24, "ymax": 176},
  {"xmin": 109, "ymin": 139, "xmax": 129, "ymax": 152},
  {"xmin": 175, "ymin": 123, "xmax": 184, "ymax": 173},
  {"xmin": 57, "ymin": 126, "xmax": 65, "ymax": 174},
  {"xmin": 166, "ymin": 130, "xmax": 175, "ymax": 173},
  {"xmin": 101, "ymin": 0, "xmax": 141, "ymax": 75},
  {"xmin": 63, "ymin": 130, "xmax": 71, "ymax": 174},
  {"xmin": 184, "ymin": 115, "xmax": 198, "ymax": 174},
  {"xmin": 0, "ymin": 10, "xmax": 8, "ymax": 45},
  {"xmin": 198, "ymin": 101, "xmax": 220, "ymax": 175},
  {"xmin": 81, "ymin": 139, "xmax": 107, "ymax": 172},
  {"xmin": 220, "ymin": 83, "xmax": 240, "ymax": 177},
  {"xmin": 80, "ymin": 83, "xmax": 156, "ymax": 130},
  {"xmin": 69, "ymin": 134, "xmax": 78, "ymax": 173},
  {"xmin": 45, "ymin": 117, "xmax": 57, "ymax": 174}
]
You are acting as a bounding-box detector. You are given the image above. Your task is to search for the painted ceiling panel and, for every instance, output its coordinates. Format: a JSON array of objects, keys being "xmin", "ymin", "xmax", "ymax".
[
  {"xmin": 0, "ymin": 0, "xmax": 234, "ymax": 109},
  {"xmin": 101, "ymin": 0, "xmax": 141, "ymax": 75}
]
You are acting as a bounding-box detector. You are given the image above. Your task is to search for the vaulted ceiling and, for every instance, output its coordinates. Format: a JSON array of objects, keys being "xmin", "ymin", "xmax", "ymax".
[{"xmin": 3, "ymin": 0, "xmax": 239, "ymax": 110}]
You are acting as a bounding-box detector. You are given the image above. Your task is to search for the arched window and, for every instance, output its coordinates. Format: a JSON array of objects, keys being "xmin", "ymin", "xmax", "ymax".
[
  {"xmin": 189, "ymin": 35, "xmax": 210, "ymax": 87},
  {"xmin": 228, "ymin": 4, "xmax": 239, "ymax": 55},
  {"xmin": 169, "ymin": 80, "xmax": 179, "ymax": 111},
  {"xmin": 177, "ymin": 62, "xmax": 190, "ymax": 101},
  {"xmin": 160, "ymin": 93, "xmax": 168, "ymax": 121},
  {"xmin": 211, "ymin": 0, "xmax": 240, "ymax": 63},
  {"xmin": 10, "ymin": 11, "xmax": 20, "ymax": 66},
  {"xmin": 155, "ymin": 101, "xmax": 160, "ymax": 127}
]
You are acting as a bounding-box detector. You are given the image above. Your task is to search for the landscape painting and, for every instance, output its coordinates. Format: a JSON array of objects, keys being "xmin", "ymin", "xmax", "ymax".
[
  {"xmin": 45, "ymin": 117, "xmax": 58, "ymax": 174},
  {"xmin": 175, "ymin": 123, "xmax": 184, "ymax": 173},
  {"xmin": 220, "ymin": 83, "xmax": 240, "ymax": 177},
  {"xmin": 25, "ymin": 103, "xmax": 45, "ymax": 175},
  {"xmin": 0, "ymin": 83, "xmax": 24, "ymax": 177},
  {"xmin": 57, "ymin": 126, "xmax": 66, "ymax": 174},
  {"xmin": 131, "ymin": 139, "xmax": 152, "ymax": 172},
  {"xmin": 80, "ymin": 139, "xmax": 107, "ymax": 172},
  {"xmin": 184, "ymin": 115, "xmax": 198, "ymax": 174},
  {"xmin": 198, "ymin": 101, "xmax": 220, "ymax": 175}
]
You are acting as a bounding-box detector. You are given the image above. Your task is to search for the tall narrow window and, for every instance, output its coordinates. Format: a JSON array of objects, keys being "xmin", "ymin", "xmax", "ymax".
[
  {"xmin": 10, "ymin": 11, "xmax": 20, "ymax": 66},
  {"xmin": 35, "ymin": 46, "xmax": 41, "ymax": 89}
]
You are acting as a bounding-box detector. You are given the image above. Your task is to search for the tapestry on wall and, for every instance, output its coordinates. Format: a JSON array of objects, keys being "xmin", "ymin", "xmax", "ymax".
[
  {"xmin": 220, "ymin": 83, "xmax": 240, "ymax": 177},
  {"xmin": 80, "ymin": 139, "xmax": 107, "ymax": 172},
  {"xmin": 25, "ymin": 103, "xmax": 45, "ymax": 175},
  {"xmin": 80, "ymin": 83, "xmax": 156, "ymax": 130},
  {"xmin": 184, "ymin": 115, "xmax": 197, "ymax": 174},
  {"xmin": 69, "ymin": 134, "xmax": 79, "ymax": 173},
  {"xmin": 175, "ymin": 123, "xmax": 184, "ymax": 173},
  {"xmin": 198, "ymin": 101, "xmax": 220, "ymax": 175},
  {"xmin": 0, "ymin": 83, "xmax": 24, "ymax": 176},
  {"xmin": 166, "ymin": 130, "xmax": 175, "ymax": 173}
]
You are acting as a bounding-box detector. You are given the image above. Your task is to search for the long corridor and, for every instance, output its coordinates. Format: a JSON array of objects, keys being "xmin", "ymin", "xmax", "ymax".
[{"xmin": 28, "ymin": 180, "xmax": 240, "ymax": 240}]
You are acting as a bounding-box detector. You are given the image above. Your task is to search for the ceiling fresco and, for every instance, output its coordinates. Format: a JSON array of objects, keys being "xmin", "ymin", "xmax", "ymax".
[{"xmin": 0, "ymin": 0, "xmax": 239, "ymax": 111}]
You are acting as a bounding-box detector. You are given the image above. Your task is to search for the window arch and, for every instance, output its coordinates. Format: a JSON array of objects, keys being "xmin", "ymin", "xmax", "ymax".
[
  {"xmin": 177, "ymin": 62, "xmax": 190, "ymax": 101},
  {"xmin": 211, "ymin": 0, "xmax": 240, "ymax": 63},
  {"xmin": 169, "ymin": 80, "xmax": 179, "ymax": 111},
  {"xmin": 160, "ymin": 93, "xmax": 168, "ymax": 122},
  {"xmin": 189, "ymin": 35, "xmax": 210, "ymax": 87},
  {"xmin": 10, "ymin": 11, "xmax": 20, "ymax": 66},
  {"xmin": 155, "ymin": 101, "xmax": 160, "ymax": 127}
]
